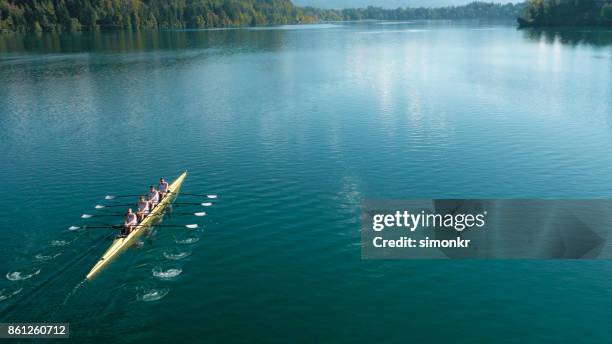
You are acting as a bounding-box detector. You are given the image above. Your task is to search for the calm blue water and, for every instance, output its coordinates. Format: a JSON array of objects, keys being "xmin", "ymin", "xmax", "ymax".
[{"xmin": 1, "ymin": 21, "xmax": 612, "ymax": 342}]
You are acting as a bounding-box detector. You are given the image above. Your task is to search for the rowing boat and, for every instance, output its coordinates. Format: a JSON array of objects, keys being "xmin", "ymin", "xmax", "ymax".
[{"xmin": 86, "ymin": 171, "xmax": 188, "ymax": 280}]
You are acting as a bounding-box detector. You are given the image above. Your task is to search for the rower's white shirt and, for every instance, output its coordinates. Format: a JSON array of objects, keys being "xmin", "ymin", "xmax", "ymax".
[
  {"xmin": 138, "ymin": 201, "xmax": 149, "ymax": 212},
  {"xmin": 148, "ymin": 190, "xmax": 159, "ymax": 202},
  {"xmin": 158, "ymin": 182, "xmax": 169, "ymax": 193},
  {"xmin": 125, "ymin": 213, "xmax": 137, "ymax": 224}
]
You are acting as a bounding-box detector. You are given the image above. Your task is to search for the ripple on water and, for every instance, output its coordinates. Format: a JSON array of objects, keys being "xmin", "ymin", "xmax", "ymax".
[
  {"xmin": 6, "ymin": 268, "xmax": 41, "ymax": 281},
  {"xmin": 163, "ymin": 249, "xmax": 191, "ymax": 260},
  {"xmin": 0, "ymin": 287, "xmax": 23, "ymax": 302},
  {"xmin": 34, "ymin": 252, "xmax": 62, "ymax": 261},
  {"xmin": 152, "ymin": 266, "xmax": 182, "ymax": 279},
  {"xmin": 137, "ymin": 287, "xmax": 170, "ymax": 302},
  {"xmin": 175, "ymin": 235, "xmax": 200, "ymax": 245},
  {"xmin": 50, "ymin": 240, "xmax": 70, "ymax": 247}
]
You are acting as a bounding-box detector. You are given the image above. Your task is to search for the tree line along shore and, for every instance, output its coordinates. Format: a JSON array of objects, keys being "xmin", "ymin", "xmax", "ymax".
[
  {"xmin": 0, "ymin": 0, "xmax": 523, "ymax": 32},
  {"xmin": 0, "ymin": 0, "xmax": 610, "ymax": 33},
  {"xmin": 518, "ymin": 0, "xmax": 612, "ymax": 27}
]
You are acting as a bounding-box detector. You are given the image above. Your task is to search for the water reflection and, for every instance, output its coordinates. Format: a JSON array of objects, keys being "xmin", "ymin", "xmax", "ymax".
[
  {"xmin": 0, "ymin": 29, "xmax": 293, "ymax": 85},
  {"xmin": 520, "ymin": 28, "xmax": 612, "ymax": 47},
  {"xmin": 0, "ymin": 29, "xmax": 289, "ymax": 54}
]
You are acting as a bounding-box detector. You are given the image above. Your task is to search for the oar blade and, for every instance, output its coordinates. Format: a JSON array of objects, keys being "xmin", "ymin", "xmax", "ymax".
[
  {"xmin": 81, "ymin": 214, "xmax": 93, "ymax": 219},
  {"xmin": 186, "ymin": 224, "xmax": 199, "ymax": 229},
  {"xmin": 194, "ymin": 212, "xmax": 206, "ymax": 217},
  {"xmin": 68, "ymin": 226, "xmax": 80, "ymax": 231},
  {"xmin": 105, "ymin": 195, "xmax": 115, "ymax": 200},
  {"xmin": 201, "ymin": 202, "xmax": 213, "ymax": 207},
  {"xmin": 95, "ymin": 204, "xmax": 105, "ymax": 209},
  {"xmin": 207, "ymin": 195, "xmax": 218, "ymax": 199}
]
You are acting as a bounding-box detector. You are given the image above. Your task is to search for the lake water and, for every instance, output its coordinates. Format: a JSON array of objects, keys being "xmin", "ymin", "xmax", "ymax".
[{"xmin": 1, "ymin": 21, "xmax": 612, "ymax": 343}]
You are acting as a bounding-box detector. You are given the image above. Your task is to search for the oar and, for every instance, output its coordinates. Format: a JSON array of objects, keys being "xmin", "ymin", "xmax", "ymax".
[
  {"xmin": 104, "ymin": 194, "xmax": 144, "ymax": 200},
  {"xmin": 68, "ymin": 223, "xmax": 121, "ymax": 230},
  {"xmin": 104, "ymin": 192, "xmax": 217, "ymax": 200},
  {"xmin": 69, "ymin": 224, "xmax": 199, "ymax": 230},
  {"xmin": 81, "ymin": 214, "xmax": 120, "ymax": 218},
  {"xmin": 95, "ymin": 202, "xmax": 211, "ymax": 209},
  {"xmin": 172, "ymin": 202, "xmax": 214, "ymax": 206},
  {"xmin": 81, "ymin": 212, "xmax": 206, "ymax": 218},
  {"xmin": 168, "ymin": 191, "xmax": 218, "ymax": 199},
  {"xmin": 94, "ymin": 204, "xmax": 134, "ymax": 209}
]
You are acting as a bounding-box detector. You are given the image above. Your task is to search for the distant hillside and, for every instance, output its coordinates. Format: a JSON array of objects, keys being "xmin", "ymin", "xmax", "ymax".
[
  {"xmin": 304, "ymin": 2, "xmax": 527, "ymax": 21},
  {"xmin": 0, "ymin": 0, "xmax": 300, "ymax": 32},
  {"xmin": 294, "ymin": 0, "xmax": 523, "ymax": 9},
  {"xmin": 518, "ymin": 0, "xmax": 612, "ymax": 27},
  {"xmin": 0, "ymin": 0, "xmax": 526, "ymax": 33}
]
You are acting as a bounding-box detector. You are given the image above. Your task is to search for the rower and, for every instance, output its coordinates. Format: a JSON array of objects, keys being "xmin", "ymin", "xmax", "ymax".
[
  {"xmin": 158, "ymin": 178, "xmax": 169, "ymax": 199},
  {"xmin": 136, "ymin": 196, "xmax": 149, "ymax": 222},
  {"xmin": 147, "ymin": 186, "xmax": 159, "ymax": 209},
  {"xmin": 123, "ymin": 208, "xmax": 138, "ymax": 236}
]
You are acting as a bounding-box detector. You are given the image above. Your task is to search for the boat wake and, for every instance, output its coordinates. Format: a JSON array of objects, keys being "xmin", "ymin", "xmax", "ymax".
[
  {"xmin": 6, "ymin": 268, "xmax": 41, "ymax": 281},
  {"xmin": 0, "ymin": 287, "xmax": 23, "ymax": 302},
  {"xmin": 152, "ymin": 266, "xmax": 182, "ymax": 279},
  {"xmin": 0, "ymin": 230, "xmax": 115, "ymax": 316},
  {"xmin": 137, "ymin": 286, "xmax": 169, "ymax": 302},
  {"xmin": 163, "ymin": 249, "xmax": 191, "ymax": 260},
  {"xmin": 53, "ymin": 279, "xmax": 86, "ymax": 315},
  {"xmin": 175, "ymin": 235, "xmax": 200, "ymax": 245},
  {"xmin": 49, "ymin": 240, "xmax": 70, "ymax": 247},
  {"xmin": 34, "ymin": 252, "xmax": 62, "ymax": 262}
]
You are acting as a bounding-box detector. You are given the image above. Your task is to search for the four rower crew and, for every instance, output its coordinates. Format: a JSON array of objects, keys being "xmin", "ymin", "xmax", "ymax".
[{"xmin": 122, "ymin": 178, "xmax": 170, "ymax": 236}]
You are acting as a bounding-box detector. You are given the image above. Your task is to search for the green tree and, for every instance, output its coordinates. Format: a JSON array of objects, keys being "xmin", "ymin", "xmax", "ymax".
[{"xmin": 518, "ymin": 0, "xmax": 612, "ymax": 27}]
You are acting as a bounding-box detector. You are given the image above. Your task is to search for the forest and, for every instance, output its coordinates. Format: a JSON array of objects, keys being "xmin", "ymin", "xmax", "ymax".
[
  {"xmin": 0, "ymin": 0, "xmax": 300, "ymax": 32},
  {"xmin": 2, "ymin": 0, "xmax": 611, "ymax": 33},
  {"xmin": 305, "ymin": 2, "xmax": 526, "ymax": 21},
  {"xmin": 0, "ymin": 0, "xmax": 527, "ymax": 33},
  {"xmin": 518, "ymin": 0, "xmax": 612, "ymax": 27}
]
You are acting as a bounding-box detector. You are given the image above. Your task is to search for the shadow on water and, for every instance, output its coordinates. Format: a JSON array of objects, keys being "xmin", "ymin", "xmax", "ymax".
[
  {"xmin": 0, "ymin": 29, "xmax": 289, "ymax": 55},
  {"xmin": 520, "ymin": 27, "xmax": 612, "ymax": 47}
]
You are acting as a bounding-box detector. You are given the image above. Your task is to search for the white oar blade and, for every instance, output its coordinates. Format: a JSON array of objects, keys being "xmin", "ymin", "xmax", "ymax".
[
  {"xmin": 201, "ymin": 202, "xmax": 213, "ymax": 207},
  {"xmin": 68, "ymin": 226, "xmax": 80, "ymax": 231},
  {"xmin": 194, "ymin": 212, "xmax": 207, "ymax": 217},
  {"xmin": 81, "ymin": 214, "xmax": 93, "ymax": 219},
  {"xmin": 95, "ymin": 204, "xmax": 105, "ymax": 209},
  {"xmin": 105, "ymin": 195, "xmax": 115, "ymax": 200},
  {"xmin": 207, "ymin": 195, "xmax": 217, "ymax": 199},
  {"xmin": 186, "ymin": 224, "xmax": 199, "ymax": 229}
]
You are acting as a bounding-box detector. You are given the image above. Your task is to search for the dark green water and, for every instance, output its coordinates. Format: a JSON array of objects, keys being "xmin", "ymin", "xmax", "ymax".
[{"xmin": 1, "ymin": 21, "xmax": 612, "ymax": 343}]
